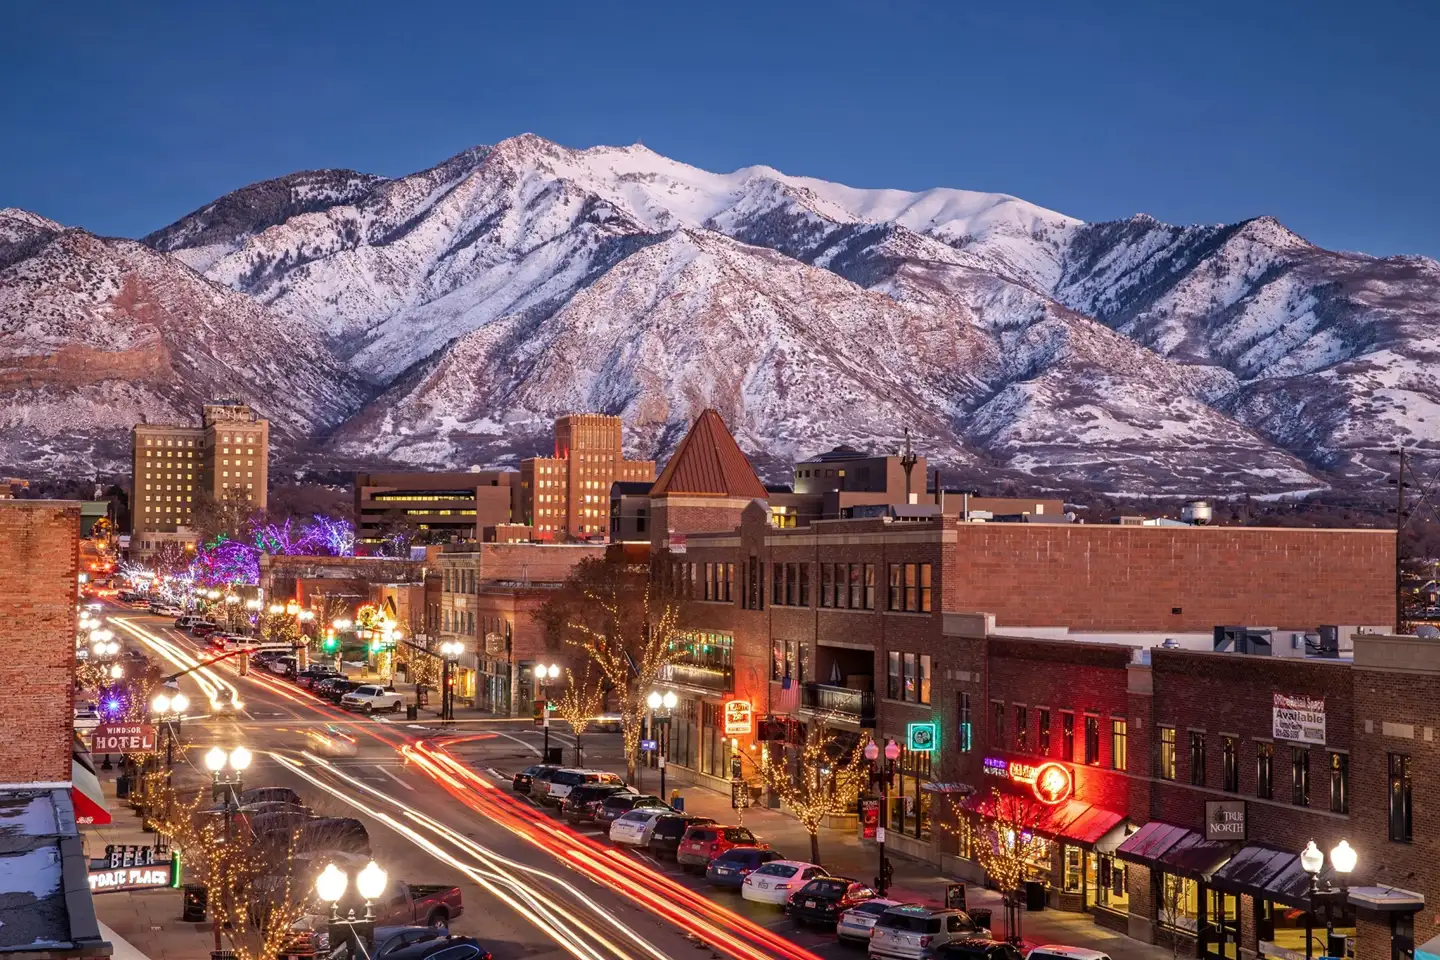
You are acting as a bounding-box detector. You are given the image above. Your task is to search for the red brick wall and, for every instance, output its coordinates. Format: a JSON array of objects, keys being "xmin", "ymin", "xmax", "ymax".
[
  {"xmin": 475, "ymin": 543, "xmax": 606, "ymax": 582},
  {"xmin": 0, "ymin": 502, "xmax": 79, "ymax": 784},
  {"xmin": 944, "ymin": 524, "xmax": 1394, "ymax": 631}
]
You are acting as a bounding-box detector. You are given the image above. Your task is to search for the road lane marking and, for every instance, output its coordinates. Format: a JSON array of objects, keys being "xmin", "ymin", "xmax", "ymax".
[
  {"xmin": 374, "ymin": 764, "xmax": 414, "ymax": 791},
  {"xmin": 493, "ymin": 731, "xmax": 543, "ymax": 756}
]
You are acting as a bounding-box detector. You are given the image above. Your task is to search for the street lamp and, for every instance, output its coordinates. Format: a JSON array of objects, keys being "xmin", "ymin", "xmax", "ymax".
[
  {"xmin": 1301, "ymin": 839, "xmax": 1357, "ymax": 960},
  {"xmin": 439, "ymin": 641, "xmax": 465, "ymax": 723},
  {"xmin": 206, "ymin": 744, "xmax": 251, "ymax": 960},
  {"xmin": 865, "ymin": 739, "xmax": 901, "ymax": 895},
  {"xmin": 535, "ymin": 664, "xmax": 561, "ymax": 761},
  {"xmin": 150, "ymin": 693, "xmax": 190, "ymax": 768},
  {"xmin": 316, "ymin": 860, "xmax": 389, "ymax": 957},
  {"xmin": 645, "ymin": 689, "xmax": 678, "ymax": 797}
]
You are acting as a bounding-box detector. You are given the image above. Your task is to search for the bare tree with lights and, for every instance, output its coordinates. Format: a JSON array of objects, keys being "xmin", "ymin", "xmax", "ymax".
[
  {"xmin": 973, "ymin": 786, "xmax": 1051, "ymax": 944},
  {"xmin": 540, "ymin": 555, "xmax": 687, "ymax": 785},
  {"xmin": 754, "ymin": 719, "xmax": 869, "ymax": 864},
  {"xmin": 551, "ymin": 664, "xmax": 608, "ymax": 765}
]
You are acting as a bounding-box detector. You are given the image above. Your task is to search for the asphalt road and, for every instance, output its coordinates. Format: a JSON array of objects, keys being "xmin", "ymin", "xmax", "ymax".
[{"xmin": 101, "ymin": 606, "xmax": 856, "ymax": 960}]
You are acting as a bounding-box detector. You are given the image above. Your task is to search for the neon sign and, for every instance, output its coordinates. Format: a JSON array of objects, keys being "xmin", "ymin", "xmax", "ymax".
[
  {"xmin": 907, "ymin": 722, "xmax": 938, "ymax": 752},
  {"xmin": 723, "ymin": 700, "xmax": 753, "ymax": 736},
  {"xmin": 981, "ymin": 756, "xmax": 1074, "ymax": 805}
]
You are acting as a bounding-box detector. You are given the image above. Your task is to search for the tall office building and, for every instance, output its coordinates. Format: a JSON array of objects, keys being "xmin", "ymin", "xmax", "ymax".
[
  {"xmin": 130, "ymin": 401, "xmax": 270, "ymax": 556},
  {"xmin": 518, "ymin": 414, "xmax": 655, "ymax": 541}
]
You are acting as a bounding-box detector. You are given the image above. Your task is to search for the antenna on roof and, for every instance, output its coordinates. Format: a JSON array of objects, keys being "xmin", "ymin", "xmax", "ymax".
[{"xmin": 900, "ymin": 428, "xmax": 918, "ymax": 505}]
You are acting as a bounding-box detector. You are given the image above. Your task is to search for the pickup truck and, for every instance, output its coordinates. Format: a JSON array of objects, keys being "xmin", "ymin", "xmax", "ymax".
[{"xmin": 377, "ymin": 882, "xmax": 464, "ymax": 927}]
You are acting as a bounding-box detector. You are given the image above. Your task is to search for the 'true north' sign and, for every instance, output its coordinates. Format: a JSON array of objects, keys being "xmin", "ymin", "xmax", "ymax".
[
  {"xmin": 91, "ymin": 723, "xmax": 157, "ymax": 755},
  {"xmin": 1205, "ymin": 800, "xmax": 1247, "ymax": 841}
]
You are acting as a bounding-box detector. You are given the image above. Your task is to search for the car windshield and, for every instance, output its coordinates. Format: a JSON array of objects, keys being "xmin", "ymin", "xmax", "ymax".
[
  {"xmin": 754, "ymin": 864, "xmax": 798, "ymax": 878},
  {"xmin": 806, "ymin": 879, "xmax": 848, "ymax": 896}
]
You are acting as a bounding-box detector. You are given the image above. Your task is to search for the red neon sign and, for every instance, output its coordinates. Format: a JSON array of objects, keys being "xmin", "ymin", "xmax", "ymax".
[{"xmin": 1030, "ymin": 762, "xmax": 1073, "ymax": 805}]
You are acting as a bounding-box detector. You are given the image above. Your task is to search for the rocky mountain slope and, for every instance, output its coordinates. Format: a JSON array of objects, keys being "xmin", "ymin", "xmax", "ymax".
[{"xmin": 1, "ymin": 135, "xmax": 1433, "ymax": 494}]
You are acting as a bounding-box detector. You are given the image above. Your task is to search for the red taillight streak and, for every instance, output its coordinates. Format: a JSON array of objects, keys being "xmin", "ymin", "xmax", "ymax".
[{"xmin": 409, "ymin": 742, "xmax": 822, "ymax": 960}]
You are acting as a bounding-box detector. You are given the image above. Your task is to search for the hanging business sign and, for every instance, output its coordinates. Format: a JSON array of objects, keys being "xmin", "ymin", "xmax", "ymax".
[
  {"xmin": 723, "ymin": 699, "xmax": 753, "ymax": 736},
  {"xmin": 91, "ymin": 723, "xmax": 156, "ymax": 755},
  {"xmin": 1205, "ymin": 800, "xmax": 1247, "ymax": 841},
  {"xmin": 1273, "ymin": 693, "xmax": 1326, "ymax": 745},
  {"xmin": 88, "ymin": 847, "xmax": 179, "ymax": 894},
  {"xmin": 907, "ymin": 722, "xmax": 938, "ymax": 753},
  {"xmin": 982, "ymin": 756, "xmax": 1073, "ymax": 805}
]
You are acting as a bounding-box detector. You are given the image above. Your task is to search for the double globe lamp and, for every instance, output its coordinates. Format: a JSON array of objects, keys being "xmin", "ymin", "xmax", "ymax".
[{"xmin": 316, "ymin": 860, "xmax": 389, "ymax": 955}]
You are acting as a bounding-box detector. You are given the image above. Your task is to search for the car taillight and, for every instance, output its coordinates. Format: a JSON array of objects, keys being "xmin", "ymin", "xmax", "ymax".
[{"xmin": 919, "ymin": 936, "xmax": 932, "ymax": 948}]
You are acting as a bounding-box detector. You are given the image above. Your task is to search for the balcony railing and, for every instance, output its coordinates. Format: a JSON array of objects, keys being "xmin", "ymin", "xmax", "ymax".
[
  {"xmin": 661, "ymin": 662, "xmax": 734, "ymax": 692},
  {"xmin": 799, "ymin": 682, "xmax": 876, "ymax": 726}
]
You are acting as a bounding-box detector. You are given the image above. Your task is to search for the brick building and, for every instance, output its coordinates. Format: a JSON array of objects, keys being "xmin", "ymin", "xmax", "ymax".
[
  {"xmin": 518, "ymin": 414, "xmax": 655, "ymax": 541},
  {"xmin": 353, "ymin": 470, "xmax": 519, "ymax": 547},
  {"xmin": 129, "ymin": 401, "xmax": 270, "ymax": 557}
]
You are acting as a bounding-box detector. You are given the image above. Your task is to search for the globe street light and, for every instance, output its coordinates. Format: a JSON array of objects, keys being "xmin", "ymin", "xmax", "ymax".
[
  {"xmin": 867, "ymin": 739, "xmax": 901, "ymax": 895},
  {"xmin": 534, "ymin": 665, "xmax": 562, "ymax": 761},
  {"xmin": 644, "ymin": 688, "xmax": 678, "ymax": 797},
  {"xmin": 150, "ymin": 692, "xmax": 190, "ymax": 767},
  {"xmin": 206, "ymin": 743, "xmax": 250, "ymax": 957},
  {"xmin": 316, "ymin": 860, "xmax": 389, "ymax": 957},
  {"xmin": 439, "ymin": 641, "xmax": 465, "ymax": 723},
  {"xmin": 1300, "ymin": 839, "xmax": 1357, "ymax": 960}
]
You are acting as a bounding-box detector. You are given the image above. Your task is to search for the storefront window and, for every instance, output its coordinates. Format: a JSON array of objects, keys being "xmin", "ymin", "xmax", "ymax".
[
  {"xmin": 1086, "ymin": 853, "xmax": 1129, "ymax": 912},
  {"xmin": 1063, "ymin": 846, "xmax": 1083, "ymax": 893},
  {"xmin": 1261, "ymin": 899, "xmax": 1355, "ymax": 958},
  {"xmin": 1158, "ymin": 873, "xmax": 1199, "ymax": 933}
]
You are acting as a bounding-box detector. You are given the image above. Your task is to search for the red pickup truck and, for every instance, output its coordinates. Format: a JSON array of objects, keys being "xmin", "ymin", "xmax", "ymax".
[{"xmin": 279, "ymin": 882, "xmax": 464, "ymax": 959}]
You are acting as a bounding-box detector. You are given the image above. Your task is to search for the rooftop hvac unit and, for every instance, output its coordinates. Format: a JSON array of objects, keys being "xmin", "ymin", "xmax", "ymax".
[{"xmin": 1213, "ymin": 626, "xmax": 1273, "ymax": 655}]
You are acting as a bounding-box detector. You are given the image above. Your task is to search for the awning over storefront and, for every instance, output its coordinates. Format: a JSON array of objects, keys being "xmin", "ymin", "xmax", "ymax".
[
  {"xmin": 71, "ymin": 758, "xmax": 110, "ymax": 827},
  {"xmin": 1092, "ymin": 820, "xmax": 1132, "ymax": 856},
  {"xmin": 921, "ymin": 782, "xmax": 975, "ymax": 795},
  {"xmin": 1158, "ymin": 830, "xmax": 1240, "ymax": 881},
  {"xmin": 963, "ymin": 794, "xmax": 1126, "ymax": 848},
  {"xmin": 1210, "ymin": 845, "xmax": 1299, "ymax": 903},
  {"xmin": 1264, "ymin": 858, "xmax": 1338, "ymax": 910},
  {"xmin": 1115, "ymin": 820, "xmax": 1192, "ymax": 867}
]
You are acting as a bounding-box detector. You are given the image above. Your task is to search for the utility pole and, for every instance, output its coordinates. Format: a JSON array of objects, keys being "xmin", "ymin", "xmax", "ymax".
[
  {"xmin": 1396, "ymin": 447, "xmax": 1408, "ymax": 634},
  {"xmin": 900, "ymin": 428, "xmax": 917, "ymax": 505}
]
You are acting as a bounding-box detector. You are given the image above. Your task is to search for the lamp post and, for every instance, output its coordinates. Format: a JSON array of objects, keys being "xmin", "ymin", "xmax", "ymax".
[
  {"xmin": 316, "ymin": 860, "xmax": 388, "ymax": 958},
  {"xmin": 149, "ymin": 693, "xmax": 190, "ymax": 769},
  {"xmin": 439, "ymin": 641, "xmax": 465, "ymax": 723},
  {"xmin": 865, "ymin": 738, "xmax": 900, "ymax": 895},
  {"xmin": 646, "ymin": 689, "xmax": 678, "ymax": 798},
  {"xmin": 1300, "ymin": 839, "xmax": 1357, "ymax": 960},
  {"xmin": 534, "ymin": 664, "xmax": 561, "ymax": 760},
  {"xmin": 205, "ymin": 745, "xmax": 250, "ymax": 960}
]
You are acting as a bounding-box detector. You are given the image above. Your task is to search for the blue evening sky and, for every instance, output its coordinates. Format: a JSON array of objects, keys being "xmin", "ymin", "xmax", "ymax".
[{"xmin": 2, "ymin": 1, "xmax": 1435, "ymax": 258}]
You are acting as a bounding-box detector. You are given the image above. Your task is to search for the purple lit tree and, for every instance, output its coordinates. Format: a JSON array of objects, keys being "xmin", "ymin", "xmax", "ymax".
[{"xmin": 190, "ymin": 538, "xmax": 260, "ymax": 587}]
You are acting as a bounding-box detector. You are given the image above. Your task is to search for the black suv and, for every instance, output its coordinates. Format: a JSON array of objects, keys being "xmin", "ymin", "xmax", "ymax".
[
  {"xmin": 512, "ymin": 765, "xmax": 559, "ymax": 795},
  {"xmin": 595, "ymin": 793, "xmax": 669, "ymax": 826},
  {"xmin": 563, "ymin": 784, "xmax": 631, "ymax": 823},
  {"xmin": 937, "ymin": 940, "xmax": 1024, "ymax": 960},
  {"xmin": 648, "ymin": 814, "xmax": 715, "ymax": 859}
]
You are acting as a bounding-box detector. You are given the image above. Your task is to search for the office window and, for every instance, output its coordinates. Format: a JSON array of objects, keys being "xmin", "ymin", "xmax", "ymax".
[
  {"xmin": 1157, "ymin": 726, "xmax": 1177, "ymax": 781},
  {"xmin": 1291, "ymin": 747, "xmax": 1310, "ymax": 807},
  {"xmin": 863, "ymin": 563, "xmax": 876, "ymax": 610},
  {"xmin": 887, "ymin": 564, "xmax": 902, "ymax": 611},
  {"xmin": 903, "ymin": 563, "xmax": 918, "ymax": 611},
  {"xmin": 1111, "ymin": 719, "xmax": 1127, "ymax": 771},
  {"xmin": 799, "ymin": 563, "xmax": 810, "ymax": 606},
  {"xmin": 772, "ymin": 562, "xmax": 783, "ymax": 605},
  {"xmin": 1256, "ymin": 742, "xmax": 1274, "ymax": 799},
  {"xmin": 919, "ymin": 563, "xmax": 932, "ymax": 612},
  {"xmin": 919, "ymin": 654, "xmax": 931, "ymax": 705},
  {"xmin": 724, "ymin": 562, "xmax": 735, "ymax": 602},
  {"xmin": 1190, "ymin": 732, "xmax": 1206, "ymax": 786},
  {"xmin": 1389, "ymin": 754, "xmax": 1412, "ymax": 842},
  {"xmin": 1084, "ymin": 715, "xmax": 1100, "ymax": 765},
  {"xmin": 958, "ymin": 694, "xmax": 972, "ymax": 753},
  {"xmin": 820, "ymin": 564, "xmax": 834, "ymax": 607},
  {"xmin": 850, "ymin": 564, "xmax": 863, "ymax": 609},
  {"xmin": 1015, "ymin": 706, "xmax": 1028, "ymax": 753},
  {"xmin": 1330, "ymin": 752, "xmax": 1349, "ymax": 815},
  {"xmin": 903, "ymin": 653, "xmax": 917, "ymax": 701},
  {"xmin": 1223, "ymin": 737, "xmax": 1239, "ymax": 792},
  {"xmin": 991, "ymin": 700, "xmax": 1005, "ymax": 745},
  {"xmin": 1061, "ymin": 712, "xmax": 1075, "ymax": 762},
  {"xmin": 887, "ymin": 652, "xmax": 901, "ymax": 700},
  {"xmin": 1038, "ymin": 709, "xmax": 1051, "ymax": 755}
]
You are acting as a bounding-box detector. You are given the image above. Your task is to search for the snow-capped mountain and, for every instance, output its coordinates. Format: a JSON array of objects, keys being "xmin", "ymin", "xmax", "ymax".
[
  {"xmin": 0, "ymin": 212, "xmax": 366, "ymax": 476},
  {"xmin": 1, "ymin": 134, "xmax": 1433, "ymax": 495}
]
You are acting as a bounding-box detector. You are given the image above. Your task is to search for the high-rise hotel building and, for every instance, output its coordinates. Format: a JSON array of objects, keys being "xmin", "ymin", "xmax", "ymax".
[
  {"xmin": 518, "ymin": 414, "xmax": 655, "ymax": 540},
  {"xmin": 130, "ymin": 402, "xmax": 270, "ymax": 556}
]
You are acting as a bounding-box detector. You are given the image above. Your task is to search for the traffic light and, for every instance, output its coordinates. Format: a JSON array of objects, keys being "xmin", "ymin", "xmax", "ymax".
[{"xmin": 322, "ymin": 629, "xmax": 338, "ymax": 653}]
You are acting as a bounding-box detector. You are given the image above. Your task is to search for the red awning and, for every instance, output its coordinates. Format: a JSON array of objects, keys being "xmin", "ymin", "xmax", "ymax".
[
  {"xmin": 71, "ymin": 758, "xmax": 111, "ymax": 826},
  {"xmin": 962, "ymin": 794, "xmax": 1125, "ymax": 847}
]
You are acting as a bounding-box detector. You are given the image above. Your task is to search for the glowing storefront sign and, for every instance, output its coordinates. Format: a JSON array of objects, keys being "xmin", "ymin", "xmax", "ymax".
[
  {"xmin": 723, "ymin": 699, "xmax": 753, "ymax": 736},
  {"xmin": 982, "ymin": 756, "xmax": 1074, "ymax": 805}
]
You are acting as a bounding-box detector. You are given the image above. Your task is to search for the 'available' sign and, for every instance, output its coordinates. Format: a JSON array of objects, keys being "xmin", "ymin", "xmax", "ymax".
[
  {"xmin": 91, "ymin": 723, "xmax": 156, "ymax": 755},
  {"xmin": 1273, "ymin": 693, "xmax": 1326, "ymax": 746}
]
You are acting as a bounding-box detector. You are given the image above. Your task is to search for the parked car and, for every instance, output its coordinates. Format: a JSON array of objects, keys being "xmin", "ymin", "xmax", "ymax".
[
  {"xmin": 240, "ymin": 787, "xmax": 303, "ymax": 807},
  {"xmin": 837, "ymin": 898, "xmax": 905, "ymax": 943},
  {"xmin": 251, "ymin": 650, "xmax": 286, "ymax": 667},
  {"xmin": 73, "ymin": 702, "xmax": 101, "ymax": 734},
  {"xmin": 296, "ymin": 666, "xmax": 340, "ymax": 690},
  {"xmin": 314, "ymin": 925, "xmax": 454, "ymax": 960},
  {"xmin": 383, "ymin": 938, "xmax": 490, "ymax": 960},
  {"xmin": 786, "ymin": 876, "xmax": 877, "ymax": 927},
  {"xmin": 937, "ymin": 940, "xmax": 1025, "ymax": 960},
  {"xmin": 285, "ymin": 817, "xmax": 371, "ymax": 857},
  {"xmin": 648, "ymin": 814, "xmax": 716, "ymax": 859},
  {"xmin": 1023, "ymin": 947, "xmax": 1110, "ymax": 960},
  {"xmin": 741, "ymin": 860, "xmax": 827, "ymax": 905},
  {"xmin": 341, "ymin": 684, "xmax": 405, "ymax": 714},
  {"xmin": 608, "ymin": 808, "xmax": 670, "ymax": 846},
  {"xmin": 868, "ymin": 905, "xmax": 990, "ymax": 959},
  {"xmin": 676, "ymin": 824, "xmax": 763, "ymax": 872},
  {"xmin": 511, "ymin": 764, "xmax": 559, "ymax": 795},
  {"xmin": 704, "ymin": 846, "xmax": 784, "ymax": 888},
  {"xmin": 175, "ymin": 615, "xmax": 198, "ymax": 629},
  {"xmin": 190, "ymin": 621, "xmax": 220, "ymax": 637},
  {"xmin": 319, "ymin": 679, "xmax": 363, "ymax": 703},
  {"xmin": 268, "ymin": 656, "xmax": 298, "ymax": 677},
  {"xmin": 376, "ymin": 881, "xmax": 465, "ymax": 929},
  {"xmin": 595, "ymin": 793, "xmax": 669, "ymax": 827},
  {"xmin": 543, "ymin": 769, "xmax": 625, "ymax": 807},
  {"xmin": 562, "ymin": 784, "xmax": 631, "ymax": 823}
]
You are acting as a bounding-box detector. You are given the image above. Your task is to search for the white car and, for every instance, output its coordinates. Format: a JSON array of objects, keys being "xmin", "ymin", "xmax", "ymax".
[
  {"xmin": 608, "ymin": 808, "xmax": 669, "ymax": 846},
  {"xmin": 837, "ymin": 898, "xmax": 904, "ymax": 943},
  {"xmin": 73, "ymin": 702, "xmax": 101, "ymax": 734},
  {"xmin": 868, "ymin": 905, "xmax": 991, "ymax": 959},
  {"xmin": 340, "ymin": 684, "xmax": 404, "ymax": 714},
  {"xmin": 545, "ymin": 769, "xmax": 625, "ymax": 807},
  {"xmin": 1027, "ymin": 947, "xmax": 1112, "ymax": 960},
  {"xmin": 741, "ymin": 860, "xmax": 827, "ymax": 905}
]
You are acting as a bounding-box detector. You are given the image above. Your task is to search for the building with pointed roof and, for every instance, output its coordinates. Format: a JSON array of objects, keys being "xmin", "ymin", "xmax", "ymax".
[{"xmin": 648, "ymin": 410, "xmax": 768, "ymax": 550}]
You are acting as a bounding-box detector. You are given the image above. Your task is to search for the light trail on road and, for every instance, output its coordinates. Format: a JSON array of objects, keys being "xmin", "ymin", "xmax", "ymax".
[
  {"xmin": 109, "ymin": 615, "xmax": 241, "ymax": 710},
  {"xmin": 405, "ymin": 738, "xmax": 825, "ymax": 960},
  {"xmin": 272, "ymin": 751, "xmax": 669, "ymax": 960}
]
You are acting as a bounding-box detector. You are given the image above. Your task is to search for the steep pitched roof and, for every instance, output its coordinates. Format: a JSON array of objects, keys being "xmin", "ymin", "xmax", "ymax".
[{"xmin": 650, "ymin": 410, "xmax": 769, "ymax": 500}]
